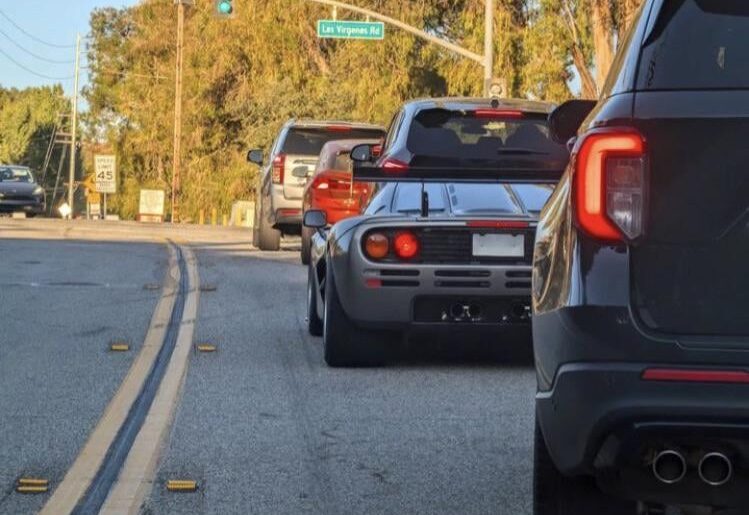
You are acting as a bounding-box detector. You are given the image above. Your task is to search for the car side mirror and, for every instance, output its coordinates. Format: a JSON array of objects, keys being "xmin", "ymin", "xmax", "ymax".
[
  {"xmin": 247, "ymin": 149, "xmax": 264, "ymax": 165},
  {"xmin": 350, "ymin": 144, "xmax": 373, "ymax": 163},
  {"xmin": 548, "ymin": 100, "xmax": 597, "ymax": 145},
  {"xmin": 303, "ymin": 210, "xmax": 327, "ymax": 229}
]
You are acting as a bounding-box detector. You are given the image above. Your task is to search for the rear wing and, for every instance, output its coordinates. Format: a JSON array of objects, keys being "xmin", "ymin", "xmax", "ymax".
[
  {"xmin": 352, "ymin": 161, "xmax": 565, "ymax": 184},
  {"xmin": 349, "ymin": 144, "xmax": 566, "ymax": 184}
]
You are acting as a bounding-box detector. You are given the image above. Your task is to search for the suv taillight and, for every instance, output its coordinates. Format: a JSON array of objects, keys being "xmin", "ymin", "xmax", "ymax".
[
  {"xmin": 574, "ymin": 130, "xmax": 646, "ymax": 241},
  {"xmin": 272, "ymin": 154, "xmax": 286, "ymax": 184}
]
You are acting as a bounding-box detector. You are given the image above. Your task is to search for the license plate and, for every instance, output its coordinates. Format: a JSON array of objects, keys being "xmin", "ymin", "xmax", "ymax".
[{"xmin": 472, "ymin": 233, "xmax": 525, "ymax": 258}]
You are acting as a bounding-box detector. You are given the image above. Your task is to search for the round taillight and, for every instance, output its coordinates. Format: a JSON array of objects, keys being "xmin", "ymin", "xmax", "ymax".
[
  {"xmin": 393, "ymin": 231, "xmax": 419, "ymax": 260},
  {"xmin": 364, "ymin": 233, "xmax": 389, "ymax": 260}
]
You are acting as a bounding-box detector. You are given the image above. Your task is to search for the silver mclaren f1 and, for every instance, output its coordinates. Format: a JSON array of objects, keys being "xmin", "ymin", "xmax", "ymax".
[{"xmin": 304, "ymin": 97, "xmax": 569, "ymax": 367}]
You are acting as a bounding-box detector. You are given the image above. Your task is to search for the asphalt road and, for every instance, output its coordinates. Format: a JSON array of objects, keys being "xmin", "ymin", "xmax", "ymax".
[
  {"xmin": 0, "ymin": 237, "xmax": 165, "ymax": 514},
  {"xmin": 0, "ymin": 219, "xmax": 536, "ymax": 515}
]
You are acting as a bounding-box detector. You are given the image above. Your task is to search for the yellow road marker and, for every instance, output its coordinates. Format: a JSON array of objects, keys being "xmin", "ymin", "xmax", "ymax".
[
  {"xmin": 166, "ymin": 479, "xmax": 198, "ymax": 492},
  {"xmin": 197, "ymin": 344, "xmax": 217, "ymax": 353},
  {"xmin": 110, "ymin": 342, "xmax": 130, "ymax": 352},
  {"xmin": 17, "ymin": 478, "xmax": 49, "ymax": 493}
]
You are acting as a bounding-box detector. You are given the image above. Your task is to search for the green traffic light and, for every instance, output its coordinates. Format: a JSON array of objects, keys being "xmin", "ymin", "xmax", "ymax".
[{"xmin": 217, "ymin": 1, "xmax": 233, "ymax": 15}]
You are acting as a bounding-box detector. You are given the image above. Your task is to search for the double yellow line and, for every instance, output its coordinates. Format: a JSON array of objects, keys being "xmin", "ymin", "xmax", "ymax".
[{"xmin": 41, "ymin": 242, "xmax": 201, "ymax": 515}]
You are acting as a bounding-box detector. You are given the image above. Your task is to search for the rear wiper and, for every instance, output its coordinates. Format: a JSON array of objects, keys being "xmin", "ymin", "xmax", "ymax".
[{"xmin": 497, "ymin": 148, "xmax": 549, "ymax": 155}]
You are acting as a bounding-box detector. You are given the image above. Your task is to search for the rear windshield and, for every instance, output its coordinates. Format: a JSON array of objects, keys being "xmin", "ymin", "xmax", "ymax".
[
  {"xmin": 638, "ymin": 0, "xmax": 749, "ymax": 90},
  {"xmin": 447, "ymin": 183, "xmax": 553, "ymax": 215},
  {"xmin": 0, "ymin": 167, "xmax": 34, "ymax": 183},
  {"xmin": 405, "ymin": 109, "xmax": 568, "ymax": 168},
  {"xmin": 281, "ymin": 128, "xmax": 384, "ymax": 156}
]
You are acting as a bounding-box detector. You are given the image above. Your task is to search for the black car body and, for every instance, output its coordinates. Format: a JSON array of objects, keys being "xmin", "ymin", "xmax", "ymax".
[
  {"xmin": 304, "ymin": 98, "xmax": 569, "ymax": 367},
  {"xmin": 532, "ymin": 1, "xmax": 749, "ymax": 513},
  {"xmin": 0, "ymin": 165, "xmax": 45, "ymax": 216}
]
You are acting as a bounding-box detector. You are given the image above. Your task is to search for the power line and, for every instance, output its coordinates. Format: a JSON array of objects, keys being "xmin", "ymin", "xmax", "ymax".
[
  {"xmin": 0, "ymin": 8, "xmax": 76, "ymax": 49},
  {"xmin": 0, "ymin": 27, "xmax": 74, "ymax": 64},
  {"xmin": 0, "ymin": 47, "xmax": 73, "ymax": 81}
]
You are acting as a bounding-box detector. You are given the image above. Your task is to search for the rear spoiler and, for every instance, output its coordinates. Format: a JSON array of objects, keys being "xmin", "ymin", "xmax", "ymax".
[{"xmin": 352, "ymin": 161, "xmax": 565, "ymax": 184}]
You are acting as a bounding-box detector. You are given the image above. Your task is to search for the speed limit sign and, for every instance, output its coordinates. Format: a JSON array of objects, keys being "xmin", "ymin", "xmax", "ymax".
[{"xmin": 94, "ymin": 155, "xmax": 117, "ymax": 194}]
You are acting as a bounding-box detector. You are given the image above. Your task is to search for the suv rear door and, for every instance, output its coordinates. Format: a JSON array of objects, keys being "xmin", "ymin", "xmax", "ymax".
[
  {"xmin": 279, "ymin": 127, "xmax": 385, "ymax": 201},
  {"xmin": 630, "ymin": 0, "xmax": 749, "ymax": 337}
]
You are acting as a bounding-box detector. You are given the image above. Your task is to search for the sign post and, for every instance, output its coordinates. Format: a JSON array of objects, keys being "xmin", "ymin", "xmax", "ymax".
[
  {"xmin": 94, "ymin": 155, "xmax": 117, "ymax": 219},
  {"xmin": 317, "ymin": 20, "xmax": 384, "ymax": 40}
]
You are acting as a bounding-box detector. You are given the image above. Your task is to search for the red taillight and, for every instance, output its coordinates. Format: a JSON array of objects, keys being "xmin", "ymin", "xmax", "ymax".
[
  {"xmin": 472, "ymin": 109, "xmax": 524, "ymax": 119},
  {"xmin": 393, "ymin": 231, "xmax": 420, "ymax": 260},
  {"xmin": 381, "ymin": 158, "xmax": 409, "ymax": 173},
  {"xmin": 272, "ymin": 154, "xmax": 286, "ymax": 184},
  {"xmin": 643, "ymin": 368, "xmax": 749, "ymax": 384},
  {"xmin": 313, "ymin": 172, "xmax": 351, "ymax": 192},
  {"xmin": 574, "ymin": 130, "xmax": 646, "ymax": 241},
  {"xmin": 467, "ymin": 220, "xmax": 530, "ymax": 229},
  {"xmin": 326, "ymin": 125, "xmax": 352, "ymax": 132}
]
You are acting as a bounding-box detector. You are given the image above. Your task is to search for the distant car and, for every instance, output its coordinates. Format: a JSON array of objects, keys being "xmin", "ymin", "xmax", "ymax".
[
  {"xmin": 247, "ymin": 120, "xmax": 386, "ymax": 251},
  {"xmin": 300, "ymin": 139, "xmax": 380, "ymax": 264},
  {"xmin": 0, "ymin": 165, "xmax": 45, "ymax": 217},
  {"xmin": 303, "ymin": 98, "xmax": 568, "ymax": 367},
  {"xmin": 532, "ymin": 1, "xmax": 749, "ymax": 514}
]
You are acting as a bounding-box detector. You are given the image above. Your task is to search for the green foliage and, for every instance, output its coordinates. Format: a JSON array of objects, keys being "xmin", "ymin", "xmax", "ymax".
[
  {"xmin": 0, "ymin": 85, "xmax": 68, "ymax": 170},
  {"xmin": 84, "ymin": 0, "xmax": 641, "ymax": 220}
]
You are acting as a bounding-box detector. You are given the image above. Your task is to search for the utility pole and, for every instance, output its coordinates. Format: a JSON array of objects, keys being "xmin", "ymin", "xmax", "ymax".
[
  {"xmin": 484, "ymin": 0, "xmax": 494, "ymax": 97},
  {"xmin": 67, "ymin": 33, "xmax": 81, "ymax": 218},
  {"xmin": 171, "ymin": 0, "xmax": 188, "ymax": 223}
]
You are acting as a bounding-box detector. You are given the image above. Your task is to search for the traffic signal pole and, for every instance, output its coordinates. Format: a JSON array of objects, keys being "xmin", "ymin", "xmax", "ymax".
[{"xmin": 307, "ymin": 0, "xmax": 497, "ymax": 97}]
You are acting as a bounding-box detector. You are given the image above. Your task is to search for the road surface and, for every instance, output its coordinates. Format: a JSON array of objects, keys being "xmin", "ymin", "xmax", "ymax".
[{"xmin": 0, "ymin": 219, "xmax": 535, "ymax": 515}]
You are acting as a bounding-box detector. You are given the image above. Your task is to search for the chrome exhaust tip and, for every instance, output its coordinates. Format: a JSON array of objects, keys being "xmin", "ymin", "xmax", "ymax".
[
  {"xmin": 698, "ymin": 452, "xmax": 733, "ymax": 487},
  {"xmin": 468, "ymin": 304, "xmax": 482, "ymax": 319},
  {"xmin": 450, "ymin": 304, "xmax": 466, "ymax": 320},
  {"xmin": 652, "ymin": 450, "xmax": 687, "ymax": 485}
]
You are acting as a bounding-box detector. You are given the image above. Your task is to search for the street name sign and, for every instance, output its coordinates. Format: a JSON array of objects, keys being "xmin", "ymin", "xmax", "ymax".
[
  {"xmin": 317, "ymin": 20, "xmax": 385, "ymax": 40},
  {"xmin": 94, "ymin": 155, "xmax": 117, "ymax": 194}
]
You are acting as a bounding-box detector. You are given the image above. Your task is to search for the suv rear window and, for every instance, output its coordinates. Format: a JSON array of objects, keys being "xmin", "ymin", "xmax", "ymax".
[
  {"xmin": 638, "ymin": 0, "xmax": 749, "ymax": 90},
  {"xmin": 405, "ymin": 109, "xmax": 567, "ymax": 167},
  {"xmin": 281, "ymin": 128, "xmax": 384, "ymax": 156}
]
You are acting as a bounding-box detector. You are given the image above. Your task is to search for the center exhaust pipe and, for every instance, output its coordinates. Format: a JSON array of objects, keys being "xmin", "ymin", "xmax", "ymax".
[
  {"xmin": 698, "ymin": 452, "xmax": 733, "ymax": 487},
  {"xmin": 652, "ymin": 450, "xmax": 687, "ymax": 485}
]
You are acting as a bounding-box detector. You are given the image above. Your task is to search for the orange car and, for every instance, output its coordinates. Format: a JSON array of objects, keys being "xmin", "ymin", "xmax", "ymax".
[{"xmin": 301, "ymin": 139, "xmax": 383, "ymax": 264}]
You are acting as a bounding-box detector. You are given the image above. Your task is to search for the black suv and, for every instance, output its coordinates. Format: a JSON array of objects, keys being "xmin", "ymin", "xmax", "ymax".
[{"xmin": 533, "ymin": 1, "xmax": 749, "ymax": 514}]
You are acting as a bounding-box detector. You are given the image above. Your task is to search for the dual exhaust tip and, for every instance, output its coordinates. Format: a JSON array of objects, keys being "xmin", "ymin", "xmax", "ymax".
[{"xmin": 652, "ymin": 449, "xmax": 733, "ymax": 487}]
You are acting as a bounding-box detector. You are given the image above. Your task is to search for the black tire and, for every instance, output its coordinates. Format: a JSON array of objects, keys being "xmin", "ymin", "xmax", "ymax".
[
  {"xmin": 534, "ymin": 414, "xmax": 636, "ymax": 515},
  {"xmin": 301, "ymin": 226, "xmax": 313, "ymax": 265},
  {"xmin": 307, "ymin": 264, "xmax": 323, "ymax": 337},
  {"xmin": 323, "ymin": 266, "xmax": 384, "ymax": 367},
  {"xmin": 254, "ymin": 198, "xmax": 281, "ymax": 251}
]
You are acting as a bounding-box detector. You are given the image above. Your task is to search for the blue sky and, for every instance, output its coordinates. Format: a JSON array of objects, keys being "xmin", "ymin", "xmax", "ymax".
[{"xmin": 0, "ymin": 0, "xmax": 137, "ymax": 95}]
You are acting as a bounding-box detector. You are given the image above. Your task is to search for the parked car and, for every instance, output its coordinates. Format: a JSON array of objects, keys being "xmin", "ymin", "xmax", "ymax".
[
  {"xmin": 532, "ymin": 1, "xmax": 749, "ymax": 513},
  {"xmin": 247, "ymin": 120, "xmax": 385, "ymax": 251},
  {"xmin": 303, "ymin": 97, "xmax": 569, "ymax": 367},
  {"xmin": 300, "ymin": 139, "xmax": 380, "ymax": 264},
  {"xmin": 0, "ymin": 165, "xmax": 45, "ymax": 216}
]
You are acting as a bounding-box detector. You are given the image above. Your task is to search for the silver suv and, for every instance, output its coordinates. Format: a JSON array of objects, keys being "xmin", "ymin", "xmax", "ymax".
[{"xmin": 248, "ymin": 120, "xmax": 385, "ymax": 251}]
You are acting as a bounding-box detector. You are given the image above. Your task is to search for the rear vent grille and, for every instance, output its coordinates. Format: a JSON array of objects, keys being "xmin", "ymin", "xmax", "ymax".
[
  {"xmin": 435, "ymin": 281, "xmax": 491, "ymax": 289},
  {"xmin": 435, "ymin": 270, "xmax": 491, "ymax": 278},
  {"xmin": 506, "ymin": 270, "xmax": 532, "ymax": 279},
  {"xmin": 506, "ymin": 281, "xmax": 531, "ymax": 289},
  {"xmin": 380, "ymin": 269, "xmax": 420, "ymax": 277}
]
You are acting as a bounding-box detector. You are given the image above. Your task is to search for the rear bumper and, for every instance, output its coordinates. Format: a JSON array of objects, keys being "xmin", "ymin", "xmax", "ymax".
[
  {"xmin": 537, "ymin": 362, "xmax": 749, "ymax": 507},
  {"xmin": 0, "ymin": 200, "xmax": 45, "ymax": 214}
]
